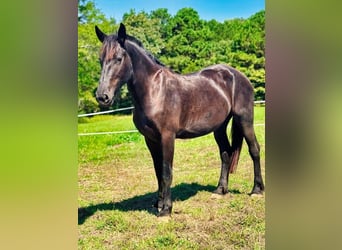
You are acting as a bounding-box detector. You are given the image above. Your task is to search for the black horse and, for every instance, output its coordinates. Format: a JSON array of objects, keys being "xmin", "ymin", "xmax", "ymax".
[{"xmin": 94, "ymin": 23, "xmax": 264, "ymax": 217}]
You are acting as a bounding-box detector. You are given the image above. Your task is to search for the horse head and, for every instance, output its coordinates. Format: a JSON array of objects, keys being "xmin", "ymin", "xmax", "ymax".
[{"xmin": 94, "ymin": 24, "xmax": 132, "ymax": 107}]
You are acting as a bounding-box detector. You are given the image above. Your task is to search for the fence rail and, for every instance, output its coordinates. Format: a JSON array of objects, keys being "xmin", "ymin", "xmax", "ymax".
[
  {"xmin": 78, "ymin": 107, "xmax": 134, "ymax": 117},
  {"xmin": 78, "ymin": 101, "xmax": 265, "ymax": 118},
  {"xmin": 78, "ymin": 101, "xmax": 265, "ymax": 136},
  {"xmin": 78, "ymin": 130, "xmax": 138, "ymax": 136},
  {"xmin": 78, "ymin": 124, "xmax": 265, "ymax": 137}
]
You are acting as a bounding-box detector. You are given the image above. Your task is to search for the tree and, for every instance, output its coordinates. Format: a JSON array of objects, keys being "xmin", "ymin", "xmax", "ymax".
[
  {"xmin": 77, "ymin": 4, "xmax": 265, "ymax": 114},
  {"xmin": 162, "ymin": 8, "xmax": 213, "ymax": 73},
  {"xmin": 78, "ymin": 0, "xmax": 108, "ymax": 24},
  {"xmin": 78, "ymin": 0, "xmax": 116, "ymax": 113},
  {"xmin": 149, "ymin": 8, "xmax": 171, "ymax": 39},
  {"xmin": 122, "ymin": 10, "xmax": 164, "ymax": 55}
]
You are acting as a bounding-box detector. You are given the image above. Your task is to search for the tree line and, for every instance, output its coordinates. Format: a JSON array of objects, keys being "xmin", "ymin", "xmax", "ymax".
[{"xmin": 78, "ymin": 0, "xmax": 265, "ymax": 114}]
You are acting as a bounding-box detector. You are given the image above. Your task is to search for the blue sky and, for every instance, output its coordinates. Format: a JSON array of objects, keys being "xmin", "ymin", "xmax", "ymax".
[{"xmin": 94, "ymin": 0, "xmax": 265, "ymax": 22}]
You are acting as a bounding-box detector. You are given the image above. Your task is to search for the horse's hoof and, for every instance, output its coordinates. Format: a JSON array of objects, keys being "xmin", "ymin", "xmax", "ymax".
[
  {"xmin": 250, "ymin": 193, "xmax": 263, "ymax": 198},
  {"xmin": 157, "ymin": 207, "xmax": 172, "ymax": 218},
  {"xmin": 213, "ymin": 186, "xmax": 228, "ymax": 195},
  {"xmin": 154, "ymin": 205, "xmax": 162, "ymax": 213},
  {"xmin": 153, "ymin": 201, "xmax": 163, "ymax": 212}
]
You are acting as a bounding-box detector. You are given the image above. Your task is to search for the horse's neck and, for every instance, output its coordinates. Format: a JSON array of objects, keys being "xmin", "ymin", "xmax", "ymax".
[
  {"xmin": 125, "ymin": 41, "xmax": 159, "ymax": 108},
  {"xmin": 125, "ymin": 41, "xmax": 158, "ymax": 79},
  {"xmin": 127, "ymin": 77, "xmax": 142, "ymax": 108}
]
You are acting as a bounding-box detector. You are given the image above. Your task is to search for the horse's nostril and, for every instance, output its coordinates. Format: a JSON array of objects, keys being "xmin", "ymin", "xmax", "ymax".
[{"xmin": 97, "ymin": 94, "xmax": 110, "ymax": 104}]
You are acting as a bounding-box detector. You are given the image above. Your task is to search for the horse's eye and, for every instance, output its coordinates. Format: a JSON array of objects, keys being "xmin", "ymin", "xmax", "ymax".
[{"xmin": 116, "ymin": 57, "xmax": 122, "ymax": 63}]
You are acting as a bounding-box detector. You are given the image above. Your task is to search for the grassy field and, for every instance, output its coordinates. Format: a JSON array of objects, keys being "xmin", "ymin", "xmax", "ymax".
[{"xmin": 78, "ymin": 106, "xmax": 265, "ymax": 249}]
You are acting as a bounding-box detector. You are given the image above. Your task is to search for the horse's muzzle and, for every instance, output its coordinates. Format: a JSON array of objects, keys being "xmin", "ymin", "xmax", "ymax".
[{"xmin": 96, "ymin": 93, "xmax": 113, "ymax": 107}]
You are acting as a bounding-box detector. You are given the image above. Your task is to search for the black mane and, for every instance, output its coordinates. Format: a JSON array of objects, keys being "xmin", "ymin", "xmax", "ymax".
[{"xmin": 107, "ymin": 33, "xmax": 165, "ymax": 67}]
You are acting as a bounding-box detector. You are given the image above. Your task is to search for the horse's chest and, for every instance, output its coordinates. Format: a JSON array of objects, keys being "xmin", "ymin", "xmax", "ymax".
[{"xmin": 133, "ymin": 110, "xmax": 160, "ymax": 140}]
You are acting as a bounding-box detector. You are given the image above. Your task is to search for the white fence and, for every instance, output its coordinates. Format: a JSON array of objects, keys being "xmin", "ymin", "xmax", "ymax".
[
  {"xmin": 78, "ymin": 101, "xmax": 265, "ymax": 136},
  {"xmin": 78, "ymin": 101, "xmax": 265, "ymax": 118},
  {"xmin": 78, "ymin": 106, "xmax": 134, "ymax": 117}
]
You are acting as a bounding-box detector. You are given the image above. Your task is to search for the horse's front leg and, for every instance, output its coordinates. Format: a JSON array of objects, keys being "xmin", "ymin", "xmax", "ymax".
[
  {"xmin": 158, "ymin": 131, "xmax": 175, "ymax": 217},
  {"xmin": 144, "ymin": 137, "xmax": 163, "ymax": 210}
]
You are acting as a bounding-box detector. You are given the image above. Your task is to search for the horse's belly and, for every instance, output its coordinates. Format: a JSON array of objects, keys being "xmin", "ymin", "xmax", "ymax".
[
  {"xmin": 176, "ymin": 128, "xmax": 213, "ymax": 139},
  {"xmin": 178, "ymin": 102, "xmax": 228, "ymax": 135},
  {"xmin": 177, "ymin": 116, "xmax": 225, "ymax": 139}
]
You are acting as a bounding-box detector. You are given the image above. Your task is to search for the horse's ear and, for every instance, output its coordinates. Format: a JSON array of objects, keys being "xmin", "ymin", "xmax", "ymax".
[
  {"xmin": 95, "ymin": 25, "xmax": 107, "ymax": 43},
  {"xmin": 117, "ymin": 23, "xmax": 127, "ymax": 47}
]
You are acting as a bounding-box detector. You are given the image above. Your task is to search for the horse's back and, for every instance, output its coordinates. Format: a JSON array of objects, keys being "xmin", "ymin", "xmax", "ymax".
[
  {"xmin": 199, "ymin": 64, "xmax": 254, "ymax": 113},
  {"xmin": 200, "ymin": 64, "xmax": 253, "ymax": 90}
]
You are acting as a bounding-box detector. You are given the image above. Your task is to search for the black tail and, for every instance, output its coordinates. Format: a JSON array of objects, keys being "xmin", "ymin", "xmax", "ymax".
[{"xmin": 229, "ymin": 118, "xmax": 244, "ymax": 173}]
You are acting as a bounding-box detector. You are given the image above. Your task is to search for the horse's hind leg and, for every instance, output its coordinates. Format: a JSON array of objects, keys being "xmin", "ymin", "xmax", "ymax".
[
  {"xmin": 239, "ymin": 116, "xmax": 265, "ymax": 194},
  {"xmin": 213, "ymin": 118, "xmax": 232, "ymax": 195}
]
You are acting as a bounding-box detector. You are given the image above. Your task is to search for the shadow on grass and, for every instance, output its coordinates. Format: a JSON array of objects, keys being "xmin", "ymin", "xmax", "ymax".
[{"xmin": 78, "ymin": 182, "xmax": 232, "ymax": 224}]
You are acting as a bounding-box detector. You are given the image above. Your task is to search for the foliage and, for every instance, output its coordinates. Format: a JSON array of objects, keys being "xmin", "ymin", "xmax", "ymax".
[
  {"xmin": 78, "ymin": 1, "xmax": 265, "ymax": 113},
  {"xmin": 122, "ymin": 10, "xmax": 165, "ymax": 55},
  {"xmin": 78, "ymin": 1, "xmax": 117, "ymax": 113},
  {"xmin": 78, "ymin": 0, "xmax": 107, "ymax": 24}
]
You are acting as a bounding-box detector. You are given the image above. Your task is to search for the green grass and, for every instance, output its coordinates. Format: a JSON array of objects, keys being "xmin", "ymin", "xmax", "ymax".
[{"xmin": 78, "ymin": 106, "xmax": 265, "ymax": 249}]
